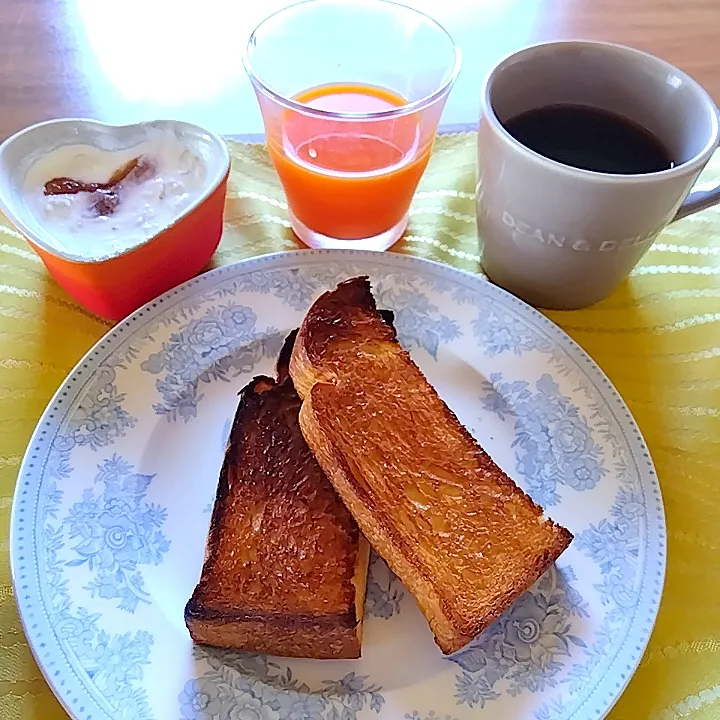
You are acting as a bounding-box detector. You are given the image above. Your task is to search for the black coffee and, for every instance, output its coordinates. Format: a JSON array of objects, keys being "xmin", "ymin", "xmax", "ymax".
[{"xmin": 502, "ymin": 104, "xmax": 674, "ymax": 174}]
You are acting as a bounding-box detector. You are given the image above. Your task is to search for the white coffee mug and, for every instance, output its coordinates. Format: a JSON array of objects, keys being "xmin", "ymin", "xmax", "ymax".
[{"xmin": 477, "ymin": 41, "xmax": 720, "ymax": 309}]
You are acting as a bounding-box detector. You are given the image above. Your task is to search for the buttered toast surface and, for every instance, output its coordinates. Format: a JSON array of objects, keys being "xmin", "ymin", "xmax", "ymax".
[
  {"xmin": 289, "ymin": 277, "xmax": 573, "ymax": 655},
  {"xmin": 185, "ymin": 332, "xmax": 369, "ymax": 659}
]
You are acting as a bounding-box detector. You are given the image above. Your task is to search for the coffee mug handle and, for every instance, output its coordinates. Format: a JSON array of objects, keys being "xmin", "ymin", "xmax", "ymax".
[{"xmin": 672, "ymin": 181, "xmax": 720, "ymax": 222}]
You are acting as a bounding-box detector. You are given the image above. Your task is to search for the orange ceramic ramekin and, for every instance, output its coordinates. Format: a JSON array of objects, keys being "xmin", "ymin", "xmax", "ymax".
[{"xmin": 0, "ymin": 119, "xmax": 231, "ymax": 321}]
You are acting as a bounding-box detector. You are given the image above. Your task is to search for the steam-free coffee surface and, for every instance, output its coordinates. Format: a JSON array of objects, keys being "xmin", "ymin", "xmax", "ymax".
[{"xmin": 502, "ymin": 104, "xmax": 674, "ymax": 174}]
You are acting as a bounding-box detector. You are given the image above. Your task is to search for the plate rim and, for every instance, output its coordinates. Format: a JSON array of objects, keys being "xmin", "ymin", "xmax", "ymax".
[{"xmin": 9, "ymin": 248, "xmax": 667, "ymax": 720}]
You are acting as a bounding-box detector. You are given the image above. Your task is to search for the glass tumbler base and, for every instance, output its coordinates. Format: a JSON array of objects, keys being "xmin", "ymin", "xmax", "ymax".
[{"xmin": 289, "ymin": 211, "xmax": 408, "ymax": 251}]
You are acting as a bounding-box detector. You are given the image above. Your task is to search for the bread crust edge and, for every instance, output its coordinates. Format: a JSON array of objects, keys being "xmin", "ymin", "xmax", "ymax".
[
  {"xmin": 184, "ymin": 370, "xmax": 366, "ymax": 660},
  {"xmin": 289, "ymin": 277, "xmax": 574, "ymax": 655}
]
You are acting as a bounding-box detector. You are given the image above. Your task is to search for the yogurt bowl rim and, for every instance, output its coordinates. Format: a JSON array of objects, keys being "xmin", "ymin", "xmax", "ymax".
[{"xmin": 0, "ymin": 117, "xmax": 231, "ymax": 264}]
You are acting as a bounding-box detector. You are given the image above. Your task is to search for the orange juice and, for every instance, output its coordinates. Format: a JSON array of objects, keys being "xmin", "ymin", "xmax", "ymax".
[{"xmin": 266, "ymin": 83, "xmax": 433, "ymax": 240}]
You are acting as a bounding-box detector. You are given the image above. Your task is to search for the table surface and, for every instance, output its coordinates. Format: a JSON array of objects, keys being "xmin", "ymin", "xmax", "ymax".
[{"xmin": 1, "ymin": 0, "xmax": 719, "ymax": 140}]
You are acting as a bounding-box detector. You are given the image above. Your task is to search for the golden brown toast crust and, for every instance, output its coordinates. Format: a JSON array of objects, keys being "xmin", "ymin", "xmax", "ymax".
[
  {"xmin": 185, "ymin": 333, "xmax": 368, "ymax": 659},
  {"xmin": 290, "ymin": 277, "xmax": 573, "ymax": 655}
]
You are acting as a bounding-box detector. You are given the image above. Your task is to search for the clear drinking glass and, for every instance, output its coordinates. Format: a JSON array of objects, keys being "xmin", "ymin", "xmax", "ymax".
[{"xmin": 244, "ymin": 0, "xmax": 461, "ymax": 251}]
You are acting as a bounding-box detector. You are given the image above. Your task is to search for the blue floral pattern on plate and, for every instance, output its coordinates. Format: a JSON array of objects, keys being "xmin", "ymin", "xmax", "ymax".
[
  {"xmin": 473, "ymin": 305, "xmax": 554, "ymax": 357},
  {"xmin": 140, "ymin": 303, "xmax": 282, "ymax": 422},
  {"xmin": 480, "ymin": 373, "xmax": 607, "ymax": 507},
  {"xmin": 183, "ymin": 649, "xmax": 384, "ymax": 720},
  {"xmin": 10, "ymin": 251, "xmax": 665, "ymax": 720},
  {"xmin": 39, "ymin": 451, "xmax": 158, "ymax": 719},
  {"xmin": 231, "ymin": 265, "xmax": 353, "ymax": 311},
  {"xmin": 64, "ymin": 455, "xmax": 170, "ymax": 612},
  {"xmin": 372, "ymin": 281, "xmax": 461, "ymax": 359},
  {"xmin": 64, "ymin": 360, "xmax": 138, "ymax": 450},
  {"xmin": 451, "ymin": 567, "xmax": 589, "ymax": 708},
  {"xmin": 365, "ymin": 552, "xmax": 405, "ymax": 620}
]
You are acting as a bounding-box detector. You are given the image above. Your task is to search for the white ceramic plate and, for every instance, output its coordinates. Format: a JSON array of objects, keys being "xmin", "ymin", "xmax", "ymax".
[{"xmin": 11, "ymin": 250, "xmax": 665, "ymax": 720}]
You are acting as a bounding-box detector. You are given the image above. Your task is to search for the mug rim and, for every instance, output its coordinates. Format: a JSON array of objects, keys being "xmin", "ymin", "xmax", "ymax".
[{"xmin": 482, "ymin": 39, "xmax": 720, "ymax": 183}]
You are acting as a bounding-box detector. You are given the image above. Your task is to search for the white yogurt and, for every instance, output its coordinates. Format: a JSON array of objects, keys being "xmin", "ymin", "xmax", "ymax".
[{"xmin": 22, "ymin": 128, "xmax": 208, "ymax": 258}]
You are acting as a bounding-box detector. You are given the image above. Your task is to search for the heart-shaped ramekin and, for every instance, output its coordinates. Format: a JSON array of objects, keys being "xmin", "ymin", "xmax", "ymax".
[{"xmin": 0, "ymin": 119, "xmax": 230, "ymax": 321}]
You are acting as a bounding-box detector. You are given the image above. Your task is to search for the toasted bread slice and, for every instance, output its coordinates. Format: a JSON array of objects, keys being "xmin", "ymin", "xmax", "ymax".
[
  {"xmin": 185, "ymin": 331, "xmax": 369, "ymax": 659},
  {"xmin": 289, "ymin": 277, "xmax": 573, "ymax": 654}
]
